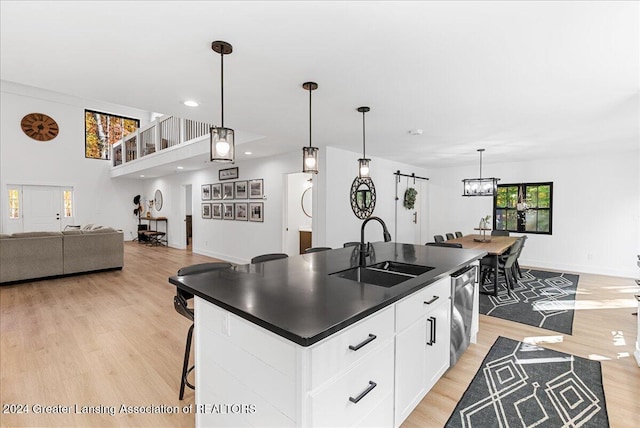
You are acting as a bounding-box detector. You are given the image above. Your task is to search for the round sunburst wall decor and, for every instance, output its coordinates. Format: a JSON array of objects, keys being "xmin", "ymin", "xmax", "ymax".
[{"xmin": 21, "ymin": 113, "xmax": 59, "ymax": 141}]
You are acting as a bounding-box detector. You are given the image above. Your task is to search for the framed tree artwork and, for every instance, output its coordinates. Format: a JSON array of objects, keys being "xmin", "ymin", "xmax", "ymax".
[
  {"xmin": 249, "ymin": 179, "xmax": 264, "ymax": 199},
  {"xmin": 223, "ymin": 182, "xmax": 234, "ymax": 200},
  {"xmin": 202, "ymin": 203, "xmax": 212, "ymax": 219},
  {"xmin": 223, "ymin": 203, "xmax": 234, "ymax": 220},
  {"xmin": 201, "ymin": 184, "xmax": 212, "ymax": 200},
  {"xmin": 211, "ymin": 203, "xmax": 222, "ymax": 219},
  {"xmin": 235, "ymin": 181, "xmax": 248, "ymax": 199},
  {"xmin": 249, "ymin": 202, "xmax": 264, "ymax": 222},
  {"xmin": 235, "ymin": 202, "xmax": 248, "ymax": 221},
  {"xmin": 211, "ymin": 183, "xmax": 222, "ymax": 200}
]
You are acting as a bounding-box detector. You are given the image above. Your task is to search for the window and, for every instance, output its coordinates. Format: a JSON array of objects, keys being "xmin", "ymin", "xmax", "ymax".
[
  {"xmin": 8, "ymin": 188, "xmax": 20, "ymax": 219},
  {"xmin": 63, "ymin": 189, "xmax": 74, "ymax": 217},
  {"xmin": 85, "ymin": 109, "xmax": 140, "ymax": 160},
  {"xmin": 494, "ymin": 182, "xmax": 553, "ymax": 234}
]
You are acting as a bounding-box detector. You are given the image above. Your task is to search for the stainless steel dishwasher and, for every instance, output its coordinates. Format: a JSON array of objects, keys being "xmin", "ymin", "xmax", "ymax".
[{"xmin": 450, "ymin": 265, "xmax": 477, "ymax": 367}]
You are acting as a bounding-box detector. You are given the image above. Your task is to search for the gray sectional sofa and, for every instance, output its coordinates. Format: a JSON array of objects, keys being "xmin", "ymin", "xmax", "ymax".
[{"xmin": 0, "ymin": 227, "xmax": 123, "ymax": 284}]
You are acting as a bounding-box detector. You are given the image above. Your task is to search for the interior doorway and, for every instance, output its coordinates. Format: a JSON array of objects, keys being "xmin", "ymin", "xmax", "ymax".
[
  {"xmin": 283, "ymin": 172, "xmax": 313, "ymax": 255},
  {"xmin": 394, "ymin": 175, "xmax": 429, "ymax": 245},
  {"xmin": 184, "ymin": 184, "xmax": 192, "ymax": 252}
]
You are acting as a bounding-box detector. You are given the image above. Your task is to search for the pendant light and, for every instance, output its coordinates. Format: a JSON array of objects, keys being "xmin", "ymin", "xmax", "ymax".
[
  {"xmin": 462, "ymin": 148, "xmax": 500, "ymax": 196},
  {"xmin": 357, "ymin": 106, "xmax": 371, "ymax": 178},
  {"xmin": 302, "ymin": 82, "xmax": 319, "ymax": 174},
  {"xmin": 210, "ymin": 41, "xmax": 234, "ymax": 163}
]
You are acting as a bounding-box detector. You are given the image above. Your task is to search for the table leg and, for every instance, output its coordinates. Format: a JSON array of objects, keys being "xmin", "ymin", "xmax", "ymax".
[{"xmin": 493, "ymin": 255, "xmax": 499, "ymax": 297}]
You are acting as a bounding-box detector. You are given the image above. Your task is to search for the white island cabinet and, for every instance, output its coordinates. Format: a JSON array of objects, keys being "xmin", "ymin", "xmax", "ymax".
[{"xmin": 193, "ymin": 276, "xmax": 455, "ymax": 427}]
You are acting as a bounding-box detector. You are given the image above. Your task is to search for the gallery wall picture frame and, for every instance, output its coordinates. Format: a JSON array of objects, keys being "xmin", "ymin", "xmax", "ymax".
[
  {"xmin": 223, "ymin": 203, "xmax": 235, "ymax": 220},
  {"xmin": 223, "ymin": 182, "xmax": 234, "ymax": 200},
  {"xmin": 235, "ymin": 202, "xmax": 248, "ymax": 221},
  {"xmin": 211, "ymin": 203, "xmax": 222, "ymax": 219},
  {"xmin": 201, "ymin": 184, "xmax": 212, "ymax": 200},
  {"xmin": 235, "ymin": 181, "xmax": 248, "ymax": 199},
  {"xmin": 249, "ymin": 202, "xmax": 264, "ymax": 222},
  {"xmin": 211, "ymin": 183, "xmax": 222, "ymax": 200},
  {"xmin": 202, "ymin": 203, "xmax": 212, "ymax": 219},
  {"xmin": 249, "ymin": 179, "xmax": 264, "ymax": 199},
  {"xmin": 219, "ymin": 167, "xmax": 239, "ymax": 181}
]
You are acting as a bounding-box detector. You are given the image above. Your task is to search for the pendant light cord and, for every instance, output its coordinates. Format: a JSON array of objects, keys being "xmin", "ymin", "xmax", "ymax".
[
  {"xmin": 220, "ymin": 51, "xmax": 224, "ymax": 128},
  {"xmin": 308, "ymin": 87, "xmax": 312, "ymax": 148},
  {"xmin": 362, "ymin": 110, "xmax": 366, "ymax": 158}
]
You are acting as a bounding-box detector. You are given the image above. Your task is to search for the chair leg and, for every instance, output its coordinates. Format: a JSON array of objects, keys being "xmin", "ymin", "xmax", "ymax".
[
  {"xmin": 179, "ymin": 323, "xmax": 195, "ymax": 400},
  {"xmin": 503, "ymin": 270, "xmax": 512, "ymax": 296},
  {"xmin": 515, "ymin": 260, "xmax": 522, "ymax": 278}
]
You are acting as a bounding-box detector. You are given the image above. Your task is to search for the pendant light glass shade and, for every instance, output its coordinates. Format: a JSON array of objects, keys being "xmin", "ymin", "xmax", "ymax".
[
  {"xmin": 462, "ymin": 149, "xmax": 500, "ymax": 196},
  {"xmin": 302, "ymin": 146, "xmax": 319, "ymax": 174},
  {"xmin": 210, "ymin": 41, "xmax": 235, "ymax": 163},
  {"xmin": 357, "ymin": 106, "xmax": 371, "ymax": 178},
  {"xmin": 302, "ymin": 82, "xmax": 319, "ymax": 174},
  {"xmin": 211, "ymin": 127, "xmax": 235, "ymax": 162}
]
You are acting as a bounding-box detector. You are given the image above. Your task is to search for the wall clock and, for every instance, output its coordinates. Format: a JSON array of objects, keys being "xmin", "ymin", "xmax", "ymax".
[{"xmin": 21, "ymin": 113, "xmax": 59, "ymax": 141}]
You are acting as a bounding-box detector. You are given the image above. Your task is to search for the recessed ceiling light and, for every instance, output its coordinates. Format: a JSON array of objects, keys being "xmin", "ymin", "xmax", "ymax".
[
  {"xmin": 177, "ymin": 166, "xmax": 184, "ymax": 170},
  {"xmin": 244, "ymin": 151, "xmax": 252, "ymax": 155},
  {"xmin": 184, "ymin": 100, "xmax": 199, "ymax": 107},
  {"xmin": 139, "ymin": 174, "xmax": 145, "ymax": 178}
]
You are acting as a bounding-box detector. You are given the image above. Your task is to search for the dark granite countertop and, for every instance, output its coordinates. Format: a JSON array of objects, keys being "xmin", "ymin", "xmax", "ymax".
[{"xmin": 168, "ymin": 242, "xmax": 486, "ymax": 347}]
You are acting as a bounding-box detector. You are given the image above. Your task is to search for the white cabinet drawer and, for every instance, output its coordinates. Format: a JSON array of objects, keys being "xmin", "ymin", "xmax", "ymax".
[
  {"xmin": 396, "ymin": 276, "xmax": 450, "ymax": 332},
  {"xmin": 309, "ymin": 305, "xmax": 394, "ymax": 389},
  {"xmin": 309, "ymin": 340, "xmax": 394, "ymax": 428}
]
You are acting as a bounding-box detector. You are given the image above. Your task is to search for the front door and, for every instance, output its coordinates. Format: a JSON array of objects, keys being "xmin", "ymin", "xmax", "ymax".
[{"xmin": 23, "ymin": 186, "xmax": 61, "ymax": 232}]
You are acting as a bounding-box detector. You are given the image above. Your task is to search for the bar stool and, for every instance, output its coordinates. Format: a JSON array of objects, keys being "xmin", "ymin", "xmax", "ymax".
[
  {"xmin": 250, "ymin": 253, "xmax": 288, "ymax": 263},
  {"xmin": 174, "ymin": 262, "xmax": 232, "ymax": 399},
  {"xmin": 304, "ymin": 247, "xmax": 332, "ymax": 253}
]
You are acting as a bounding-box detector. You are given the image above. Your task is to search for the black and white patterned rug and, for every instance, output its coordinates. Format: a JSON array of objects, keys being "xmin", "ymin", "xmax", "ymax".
[
  {"xmin": 480, "ymin": 269, "xmax": 579, "ymax": 335},
  {"xmin": 445, "ymin": 337, "xmax": 609, "ymax": 428}
]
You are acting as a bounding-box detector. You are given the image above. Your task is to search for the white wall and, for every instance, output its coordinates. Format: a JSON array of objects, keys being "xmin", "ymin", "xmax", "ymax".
[
  {"xmin": 315, "ymin": 146, "xmax": 430, "ymax": 249},
  {"xmin": 142, "ymin": 151, "xmax": 301, "ymax": 264},
  {"xmin": 0, "ymin": 81, "xmax": 150, "ymax": 238},
  {"xmin": 427, "ymin": 150, "xmax": 640, "ymax": 278},
  {"xmin": 285, "ymin": 173, "xmax": 312, "ymax": 255}
]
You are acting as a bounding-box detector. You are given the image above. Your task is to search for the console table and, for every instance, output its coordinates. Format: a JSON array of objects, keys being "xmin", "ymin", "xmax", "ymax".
[{"xmin": 140, "ymin": 217, "xmax": 167, "ymax": 246}]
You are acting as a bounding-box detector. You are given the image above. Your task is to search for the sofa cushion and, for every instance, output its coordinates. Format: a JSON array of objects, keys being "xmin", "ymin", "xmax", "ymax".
[
  {"xmin": 11, "ymin": 231, "xmax": 63, "ymax": 238},
  {"xmin": 0, "ymin": 234, "xmax": 12, "ymax": 239},
  {"xmin": 62, "ymin": 229, "xmax": 83, "ymax": 235},
  {"xmin": 83, "ymin": 227, "xmax": 116, "ymax": 234}
]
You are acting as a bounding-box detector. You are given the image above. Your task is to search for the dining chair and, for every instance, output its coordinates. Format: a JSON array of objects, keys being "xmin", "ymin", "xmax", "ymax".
[
  {"xmin": 446, "ymin": 233, "xmax": 455, "ymax": 240},
  {"xmin": 513, "ymin": 236, "xmax": 527, "ymax": 278},
  {"xmin": 304, "ymin": 247, "xmax": 332, "ymax": 253},
  {"xmin": 174, "ymin": 262, "xmax": 232, "ymax": 400},
  {"xmin": 434, "ymin": 235, "xmax": 445, "ymax": 243},
  {"xmin": 343, "ymin": 242, "xmax": 360, "ymax": 248},
  {"xmin": 455, "ymin": 231, "xmax": 463, "ymax": 238},
  {"xmin": 426, "ymin": 242, "xmax": 463, "ymax": 248},
  {"xmin": 491, "ymin": 230, "xmax": 510, "ymax": 236},
  {"xmin": 250, "ymin": 253, "xmax": 288, "ymax": 264},
  {"xmin": 480, "ymin": 239, "xmax": 523, "ymax": 296}
]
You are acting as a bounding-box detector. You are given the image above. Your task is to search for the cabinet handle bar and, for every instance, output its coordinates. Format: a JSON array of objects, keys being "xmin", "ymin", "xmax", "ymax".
[
  {"xmin": 424, "ymin": 296, "xmax": 439, "ymax": 305},
  {"xmin": 349, "ymin": 334, "xmax": 377, "ymax": 351},
  {"xmin": 349, "ymin": 381, "xmax": 377, "ymax": 404}
]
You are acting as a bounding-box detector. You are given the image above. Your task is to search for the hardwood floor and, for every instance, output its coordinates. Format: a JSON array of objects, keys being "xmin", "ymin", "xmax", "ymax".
[{"xmin": 1, "ymin": 243, "xmax": 638, "ymax": 427}]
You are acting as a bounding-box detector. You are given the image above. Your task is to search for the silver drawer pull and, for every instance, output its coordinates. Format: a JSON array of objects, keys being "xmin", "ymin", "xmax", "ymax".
[
  {"xmin": 424, "ymin": 295, "xmax": 439, "ymax": 305},
  {"xmin": 349, "ymin": 381, "xmax": 377, "ymax": 404},
  {"xmin": 348, "ymin": 334, "xmax": 377, "ymax": 351}
]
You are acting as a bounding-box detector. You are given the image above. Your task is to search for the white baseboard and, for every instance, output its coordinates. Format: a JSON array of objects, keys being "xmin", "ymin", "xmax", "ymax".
[
  {"xmin": 519, "ymin": 258, "xmax": 637, "ymax": 279},
  {"xmin": 192, "ymin": 247, "xmax": 249, "ymax": 266}
]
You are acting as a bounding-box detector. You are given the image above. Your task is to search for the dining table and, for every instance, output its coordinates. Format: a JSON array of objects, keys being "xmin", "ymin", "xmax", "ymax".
[{"xmin": 447, "ymin": 234, "xmax": 519, "ymax": 296}]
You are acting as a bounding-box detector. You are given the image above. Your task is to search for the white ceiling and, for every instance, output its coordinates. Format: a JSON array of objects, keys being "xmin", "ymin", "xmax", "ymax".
[{"xmin": 1, "ymin": 1, "xmax": 638, "ymax": 170}]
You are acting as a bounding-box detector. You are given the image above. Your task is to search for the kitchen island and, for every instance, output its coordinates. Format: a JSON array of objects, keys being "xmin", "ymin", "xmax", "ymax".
[{"xmin": 169, "ymin": 242, "xmax": 486, "ymax": 427}]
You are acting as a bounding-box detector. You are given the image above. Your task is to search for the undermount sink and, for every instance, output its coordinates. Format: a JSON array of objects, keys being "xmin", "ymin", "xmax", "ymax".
[{"xmin": 330, "ymin": 261, "xmax": 434, "ymax": 288}]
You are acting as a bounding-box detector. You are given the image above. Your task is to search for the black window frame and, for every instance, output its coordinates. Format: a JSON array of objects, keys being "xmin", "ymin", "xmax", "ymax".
[{"xmin": 493, "ymin": 182, "xmax": 553, "ymax": 235}]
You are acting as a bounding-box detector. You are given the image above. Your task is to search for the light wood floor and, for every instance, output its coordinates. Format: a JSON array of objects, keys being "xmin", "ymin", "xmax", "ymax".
[{"xmin": 1, "ymin": 243, "xmax": 638, "ymax": 427}]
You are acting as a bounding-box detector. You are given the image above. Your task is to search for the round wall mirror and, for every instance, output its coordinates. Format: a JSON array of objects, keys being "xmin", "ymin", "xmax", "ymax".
[
  {"xmin": 301, "ymin": 187, "xmax": 312, "ymax": 218},
  {"xmin": 154, "ymin": 189, "xmax": 163, "ymax": 211},
  {"xmin": 350, "ymin": 177, "xmax": 376, "ymax": 219}
]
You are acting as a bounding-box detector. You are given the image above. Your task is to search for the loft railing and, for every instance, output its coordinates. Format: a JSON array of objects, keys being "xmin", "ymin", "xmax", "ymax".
[{"xmin": 111, "ymin": 116, "xmax": 214, "ymax": 167}]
